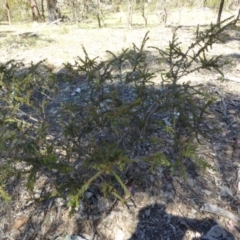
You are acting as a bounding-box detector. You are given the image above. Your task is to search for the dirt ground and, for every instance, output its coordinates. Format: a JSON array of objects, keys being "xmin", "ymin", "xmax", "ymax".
[{"xmin": 0, "ymin": 7, "xmax": 240, "ymax": 240}]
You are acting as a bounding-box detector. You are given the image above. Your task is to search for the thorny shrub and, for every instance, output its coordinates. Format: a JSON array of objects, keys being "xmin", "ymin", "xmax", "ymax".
[{"xmin": 0, "ymin": 17, "xmax": 236, "ymax": 210}]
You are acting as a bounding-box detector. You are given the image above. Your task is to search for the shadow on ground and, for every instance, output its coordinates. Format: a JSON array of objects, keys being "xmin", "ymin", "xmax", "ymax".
[
  {"xmin": 0, "ymin": 31, "xmax": 15, "ymax": 38},
  {"xmin": 1, "ymin": 21, "xmax": 240, "ymax": 239},
  {"xmin": 129, "ymin": 204, "xmax": 235, "ymax": 240}
]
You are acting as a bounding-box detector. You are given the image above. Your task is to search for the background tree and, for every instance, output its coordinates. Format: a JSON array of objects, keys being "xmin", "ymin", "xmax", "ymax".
[
  {"xmin": 79, "ymin": 0, "xmax": 87, "ymax": 22},
  {"xmin": 46, "ymin": 0, "xmax": 61, "ymax": 22},
  {"xmin": 201, "ymin": 0, "xmax": 206, "ymax": 7},
  {"xmin": 96, "ymin": 0, "xmax": 102, "ymax": 27},
  {"xmin": 1, "ymin": 0, "xmax": 240, "ymax": 27},
  {"xmin": 141, "ymin": 0, "xmax": 148, "ymax": 27},
  {"xmin": 29, "ymin": 0, "xmax": 42, "ymax": 21},
  {"xmin": 40, "ymin": 0, "xmax": 45, "ymax": 20},
  {"xmin": 127, "ymin": 0, "xmax": 136, "ymax": 28},
  {"xmin": 70, "ymin": 0, "xmax": 80, "ymax": 22},
  {"xmin": 4, "ymin": 0, "xmax": 12, "ymax": 25}
]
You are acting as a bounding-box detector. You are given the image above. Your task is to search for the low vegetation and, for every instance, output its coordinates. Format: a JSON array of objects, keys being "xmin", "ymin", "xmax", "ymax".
[{"xmin": 0, "ymin": 17, "xmax": 237, "ymax": 211}]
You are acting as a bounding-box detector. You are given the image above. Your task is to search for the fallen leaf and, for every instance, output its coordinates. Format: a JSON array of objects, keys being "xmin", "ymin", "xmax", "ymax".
[
  {"xmin": 220, "ymin": 186, "xmax": 233, "ymax": 197},
  {"xmin": 202, "ymin": 189, "xmax": 212, "ymax": 195},
  {"xmin": 226, "ymin": 220, "xmax": 237, "ymax": 232},
  {"xmin": 237, "ymin": 181, "xmax": 240, "ymax": 192},
  {"xmin": 206, "ymin": 114, "xmax": 215, "ymax": 119},
  {"xmin": 10, "ymin": 217, "xmax": 29, "ymax": 230},
  {"xmin": 163, "ymin": 117, "xmax": 172, "ymax": 127}
]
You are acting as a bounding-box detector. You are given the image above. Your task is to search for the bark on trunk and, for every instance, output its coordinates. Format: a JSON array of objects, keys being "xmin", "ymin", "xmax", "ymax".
[
  {"xmin": 41, "ymin": 0, "xmax": 45, "ymax": 20},
  {"xmin": 141, "ymin": 0, "xmax": 147, "ymax": 28},
  {"xmin": 5, "ymin": 1, "xmax": 11, "ymax": 25},
  {"xmin": 30, "ymin": 0, "xmax": 42, "ymax": 21},
  {"xmin": 96, "ymin": 0, "xmax": 102, "ymax": 28},
  {"xmin": 127, "ymin": 0, "xmax": 135, "ymax": 29},
  {"xmin": 47, "ymin": 0, "xmax": 61, "ymax": 22}
]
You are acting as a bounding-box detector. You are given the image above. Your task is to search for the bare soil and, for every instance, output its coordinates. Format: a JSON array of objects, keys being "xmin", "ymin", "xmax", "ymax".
[{"xmin": 0, "ymin": 7, "xmax": 240, "ymax": 240}]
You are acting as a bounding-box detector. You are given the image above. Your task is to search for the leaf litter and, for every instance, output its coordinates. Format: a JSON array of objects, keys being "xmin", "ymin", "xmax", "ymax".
[{"xmin": 0, "ymin": 8, "xmax": 240, "ymax": 240}]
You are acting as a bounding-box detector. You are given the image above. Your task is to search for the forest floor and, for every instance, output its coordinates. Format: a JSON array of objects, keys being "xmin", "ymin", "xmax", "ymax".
[{"xmin": 0, "ymin": 7, "xmax": 240, "ymax": 240}]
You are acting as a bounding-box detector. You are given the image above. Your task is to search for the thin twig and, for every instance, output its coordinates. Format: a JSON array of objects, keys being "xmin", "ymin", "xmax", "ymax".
[{"xmin": 215, "ymin": 88, "xmax": 227, "ymax": 118}]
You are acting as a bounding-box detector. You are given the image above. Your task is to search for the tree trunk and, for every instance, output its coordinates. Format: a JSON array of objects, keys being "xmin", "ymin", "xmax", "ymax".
[
  {"xmin": 41, "ymin": 0, "xmax": 45, "ymax": 20},
  {"xmin": 5, "ymin": 1, "xmax": 11, "ymax": 25},
  {"xmin": 163, "ymin": 7, "xmax": 167, "ymax": 26},
  {"xmin": 96, "ymin": 0, "xmax": 102, "ymax": 28},
  {"xmin": 47, "ymin": 0, "xmax": 61, "ymax": 22},
  {"xmin": 141, "ymin": 0, "xmax": 147, "ymax": 28},
  {"xmin": 177, "ymin": 0, "xmax": 183, "ymax": 25},
  {"xmin": 127, "ymin": 0, "xmax": 135, "ymax": 29},
  {"xmin": 30, "ymin": 0, "xmax": 42, "ymax": 21},
  {"xmin": 217, "ymin": 0, "xmax": 225, "ymax": 25},
  {"xmin": 71, "ymin": 0, "xmax": 76, "ymax": 22},
  {"xmin": 79, "ymin": 0, "xmax": 86, "ymax": 21},
  {"xmin": 201, "ymin": 0, "xmax": 206, "ymax": 8}
]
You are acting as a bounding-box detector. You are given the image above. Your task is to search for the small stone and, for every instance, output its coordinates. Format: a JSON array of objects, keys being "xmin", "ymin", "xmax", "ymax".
[
  {"xmin": 115, "ymin": 229, "xmax": 125, "ymax": 240},
  {"xmin": 228, "ymin": 109, "xmax": 236, "ymax": 114},
  {"xmin": 34, "ymin": 191, "xmax": 41, "ymax": 199},
  {"xmin": 188, "ymin": 178, "xmax": 195, "ymax": 187},
  {"xmin": 150, "ymin": 175, "xmax": 155, "ymax": 182},
  {"xmin": 85, "ymin": 191, "xmax": 93, "ymax": 199},
  {"xmin": 145, "ymin": 208, "xmax": 151, "ymax": 217},
  {"xmin": 220, "ymin": 186, "xmax": 233, "ymax": 197},
  {"xmin": 202, "ymin": 189, "xmax": 212, "ymax": 195},
  {"xmin": 92, "ymin": 215, "xmax": 101, "ymax": 221},
  {"xmin": 55, "ymin": 197, "xmax": 65, "ymax": 207},
  {"xmin": 75, "ymin": 88, "xmax": 81, "ymax": 93},
  {"xmin": 204, "ymin": 225, "xmax": 228, "ymax": 239},
  {"xmin": 64, "ymin": 235, "xmax": 71, "ymax": 240}
]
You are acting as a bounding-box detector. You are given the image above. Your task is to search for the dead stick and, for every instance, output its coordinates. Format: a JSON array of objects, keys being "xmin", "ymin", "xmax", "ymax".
[{"xmin": 201, "ymin": 203, "xmax": 240, "ymax": 223}]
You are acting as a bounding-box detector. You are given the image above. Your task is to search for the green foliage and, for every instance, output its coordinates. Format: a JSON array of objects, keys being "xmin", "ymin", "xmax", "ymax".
[
  {"xmin": 0, "ymin": 60, "xmax": 57, "ymax": 197},
  {"xmin": 0, "ymin": 164, "xmax": 12, "ymax": 201},
  {"xmin": 205, "ymin": 0, "xmax": 224, "ymax": 9},
  {"xmin": 0, "ymin": 18, "xmax": 235, "ymax": 210}
]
